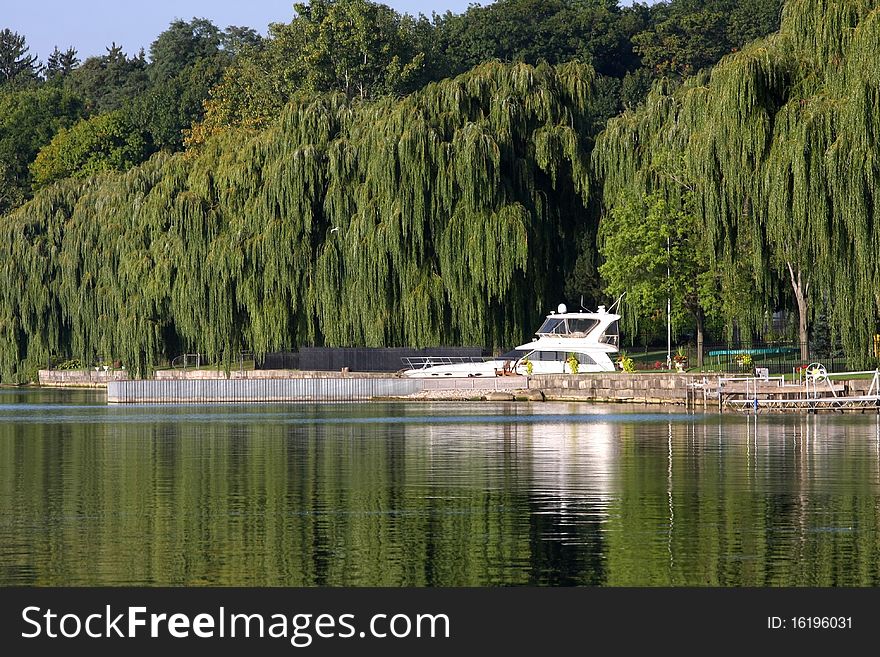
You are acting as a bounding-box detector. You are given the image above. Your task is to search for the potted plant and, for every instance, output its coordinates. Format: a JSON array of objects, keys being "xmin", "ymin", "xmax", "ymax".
[
  {"xmin": 673, "ymin": 347, "xmax": 688, "ymax": 372},
  {"xmin": 617, "ymin": 352, "xmax": 635, "ymax": 373}
]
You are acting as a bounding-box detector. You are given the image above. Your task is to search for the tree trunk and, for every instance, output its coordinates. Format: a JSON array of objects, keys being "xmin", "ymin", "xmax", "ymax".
[
  {"xmin": 696, "ymin": 309, "xmax": 704, "ymax": 368},
  {"xmin": 787, "ymin": 262, "xmax": 810, "ymax": 361}
]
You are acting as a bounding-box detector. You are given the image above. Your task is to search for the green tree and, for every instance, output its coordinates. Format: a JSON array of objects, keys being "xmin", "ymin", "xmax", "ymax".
[
  {"xmin": 128, "ymin": 57, "xmax": 227, "ymax": 150},
  {"xmin": 0, "ymin": 29, "xmax": 40, "ymax": 87},
  {"xmin": 65, "ymin": 43, "xmax": 149, "ymax": 114},
  {"xmin": 147, "ymin": 18, "xmax": 222, "ymax": 84},
  {"xmin": 189, "ymin": 0, "xmax": 426, "ymax": 143},
  {"xmin": 598, "ymin": 191, "xmax": 719, "ymax": 364},
  {"xmin": 45, "ymin": 47, "xmax": 80, "ymax": 80},
  {"xmin": 431, "ymin": 0, "xmax": 647, "ymax": 79},
  {"xmin": 30, "ymin": 111, "xmax": 152, "ymax": 187},
  {"xmin": 632, "ymin": 0, "xmax": 782, "ymax": 79},
  {"xmin": 282, "ymin": 0, "xmax": 425, "ymax": 99},
  {"xmin": 185, "ymin": 35, "xmax": 290, "ymax": 144},
  {"xmin": 1, "ymin": 61, "xmax": 604, "ymax": 380},
  {"xmin": 633, "ymin": 7, "xmax": 730, "ymax": 78},
  {"xmin": 0, "ymin": 86, "xmax": 83, "ymax": 214},
  {"xmin": 220, "ymin": 26, "xmax": 263, "ymax": 56},
  {"xmin": 596, "ymin": 0, "xmax": 880, "ymax": 364}
]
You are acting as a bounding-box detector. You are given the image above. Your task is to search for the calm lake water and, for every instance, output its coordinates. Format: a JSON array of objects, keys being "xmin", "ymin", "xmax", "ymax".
[{"xmin": 1, "ymin": 388, "xmax": 879, "ymax": 586}]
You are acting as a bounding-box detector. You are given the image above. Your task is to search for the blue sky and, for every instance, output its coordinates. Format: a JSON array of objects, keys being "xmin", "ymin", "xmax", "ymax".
[{"xmin": 6, "ymin": 1, "xmax": 654, "ymax": 63}]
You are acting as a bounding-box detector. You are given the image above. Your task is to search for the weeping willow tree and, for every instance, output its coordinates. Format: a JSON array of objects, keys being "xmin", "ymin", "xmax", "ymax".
[
  {"xmin": 0, "ymin": 61, "xmax": 604, "ymax": 382},
  {"xmin": 595, "ymin": 0, "xmax": 880, "ymax": 363}
]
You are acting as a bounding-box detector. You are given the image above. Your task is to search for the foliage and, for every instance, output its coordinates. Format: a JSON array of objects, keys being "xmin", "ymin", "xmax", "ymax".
[
  {"xmin": 633, "ymin": 0, "xmax": 783, "ymax": 78},
  {"xmin": 148, "ymin": 18, "xmax": 223, "ymax": 84},
  {"xmin": 45, "ymin": 47, "xmax": 80, "ymax": 80},
  {"xmin": 128, "ymin": 57, "xmax": 227, "ymax": 151},
  {"xmin": 0, "ymin": 86, "xmax": 84, "ymax": 214},
  {"xmin": 431, "ymin": 0, "xmax": 643, "ymax": 78},
  {"xmin": 597, "ymin": 190, "xmax": 720, "ymax": 339},
  {"xmin": 189, "ymin": 0, "xmax": 426, "ymax": 144},
  {"xmin": 566, "ymin": 353, "xmax": 580, "ymax": 374},
  {"xmin": 65, "ymin": 44, "xmax": 148, "ymax": 114},
  {"xmin": 595, "ymin": 0, "xmax": 880, "ymax": 365},
  {"xmin": 288, "ymin": 0, "xmax": 425, "ymax": 99},
  {"xmin": 30, "ymin": 111, "xmax": 152, "ymax": 187},
  {"xmin": 0, "ymin": 29, "xmax": 40, "ymax": 87},
  {"xmin": 617, "ymin": 352, "xmax": 635, "ymax": 372},
  {"xmin": 0, "ymin": 61, "xmax": 603, "ymax": 382}
]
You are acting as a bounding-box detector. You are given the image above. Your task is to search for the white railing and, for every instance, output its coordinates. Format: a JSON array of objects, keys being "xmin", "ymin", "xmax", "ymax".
[{"xmin": 401, "ymin": 356, "xmax": 488, "ymax": 370}]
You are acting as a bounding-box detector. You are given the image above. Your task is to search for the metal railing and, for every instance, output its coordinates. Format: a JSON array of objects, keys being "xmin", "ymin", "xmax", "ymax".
[
  {"xmin": 679, "ymin": 342, "xmax": 880, "ymax": 375},
  {"xmin": 400, "ymin": 356, "xmax": 488, "ymax": 371}
]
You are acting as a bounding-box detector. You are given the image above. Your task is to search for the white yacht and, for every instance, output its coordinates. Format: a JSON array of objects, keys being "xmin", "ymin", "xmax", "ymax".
[{"xmin": 401, "ymin": 303, "xmax": 620, "ymax": 377}]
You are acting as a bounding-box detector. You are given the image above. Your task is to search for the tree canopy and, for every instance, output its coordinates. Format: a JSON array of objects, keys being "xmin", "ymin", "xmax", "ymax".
[
  {"xmin": 0, "ymin": 61, "xmax": 606, "ymax": 381},
  {"xmin": 30, "ymin": 110, "xmax": 152, "ymax": 188},
  {"xmin": 0, "ymin": 86, "xmax": 83, "ymax": 214},
  {"xmin": 0, "ymin": 0, "xmax": 851, "ymax": 381},
  {"xmin": 595, "ymin": 0, "xmax": 880, "ymax": 362},
  {"xmin": 0, "ymin": 29, "xmax": 40, "ymax": 87}
]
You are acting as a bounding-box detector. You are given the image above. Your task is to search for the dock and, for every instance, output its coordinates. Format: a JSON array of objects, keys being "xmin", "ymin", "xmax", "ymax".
[{"xmin": 690, "ymin": 369, "xmax": 880, "ymax": 413}]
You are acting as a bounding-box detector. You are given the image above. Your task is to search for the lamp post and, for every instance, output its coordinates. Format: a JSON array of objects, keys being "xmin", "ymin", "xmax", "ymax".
[{"xmin": 666, "ymin": 236, "xmax": 672, "ymax": 370}]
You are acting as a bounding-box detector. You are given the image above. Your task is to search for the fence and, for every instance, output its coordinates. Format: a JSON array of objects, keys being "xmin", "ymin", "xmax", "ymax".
[
  {"xmin": 108, "ymin": 378, "xmax": 424, "ymax": 403},
  {"xmin": 682, "ymin": 342, "xmax": 880, "ymax": 375},
  {"xmin": 258, "ymin": 347, "xmax": 487, "ymax": 372}
]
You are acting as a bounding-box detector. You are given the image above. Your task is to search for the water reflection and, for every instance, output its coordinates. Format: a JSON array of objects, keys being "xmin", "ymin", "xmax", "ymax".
[{"xmin": 1, "ymin": 390, "xmax": 879, "ymax": 586}]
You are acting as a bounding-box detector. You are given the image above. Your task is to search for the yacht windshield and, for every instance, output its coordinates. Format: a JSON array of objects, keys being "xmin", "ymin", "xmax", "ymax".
[
  {"xmin": 566, "ymin": 319, "xmax": 599, "ymax": 336},
  {"xmin": 537, "ymin": 318, "xmax": 566, "ymax": 335},
  {"xmin": 537, "ymin": 317, "xmax": 599, "ymax": 336},
  {"xmin": 599, "ymin": 320, "xmax": 620, "ymax": 347}
]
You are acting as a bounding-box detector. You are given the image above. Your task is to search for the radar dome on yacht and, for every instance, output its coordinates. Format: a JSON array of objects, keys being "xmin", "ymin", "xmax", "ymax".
[{"xmin": 557, "ymin": 303, "xmax": 567, "ymax": 314}]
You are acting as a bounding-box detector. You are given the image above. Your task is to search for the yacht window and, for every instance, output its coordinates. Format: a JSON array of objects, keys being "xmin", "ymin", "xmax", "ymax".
[
  {"xmin": 531, "ymin": 351, "xmax": 567, "ymax": 361},
  {"xmin": 575, "ymin": 352, "xmax": 597, "ymax": 365},
  {"xmin": 537, "ymin": 318, "xmax": 565, "ymax": 335},
  {"xmin": 599, "ymin": 320, "xmax": 620, "ymax": 346},
  {"xmin": 566, "ymin": 319, "xmax": 599, "ymax": 335}
]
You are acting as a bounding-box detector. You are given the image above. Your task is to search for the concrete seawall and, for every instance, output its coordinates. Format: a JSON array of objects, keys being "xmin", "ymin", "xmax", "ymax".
[
  {"xmin": 93, "ymin": 371, "xmax": 878, "ymax": 405},
  {"xmin": 529, "ymin": 372, "xmax": 877, "ymax": 404},
  {"xmin": 529, "ymin": 373, "xmax": 700, "ymax": 403},
  {"xmin": 107, "ymin": 375, "xmax": 529, "ymax": 403},
  {"xmin": 38, "ymin": 369, "xmax": 129, "ymax": 388},
  {"xmin": 106, "ymin": 372, "xmax": 698, "ymax": 404},
  {"xmin": 108, "ymin": 378, "xmax": 423, "ymax": 403}
]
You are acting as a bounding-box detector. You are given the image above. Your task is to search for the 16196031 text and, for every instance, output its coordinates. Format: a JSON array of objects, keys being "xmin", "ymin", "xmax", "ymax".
[{"xmin": 767, "ymin": 616, "xmax": 852, "ymax": 630}]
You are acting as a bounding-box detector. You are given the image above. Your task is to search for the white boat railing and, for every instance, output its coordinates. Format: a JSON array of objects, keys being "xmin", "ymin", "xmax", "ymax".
[{"xmin": 401, "ymin": 356, "xmax": 490, "ymax": 370}]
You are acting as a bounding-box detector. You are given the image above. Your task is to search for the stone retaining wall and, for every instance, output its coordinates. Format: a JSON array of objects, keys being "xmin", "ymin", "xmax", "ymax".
[
  {"xmin": 530, "ymin": 372, "xmax": 699, "ymax": 403},
  {"xmin": 38, "ymin": 369, "xmax": 129, "ymax": 388},
  {"xmin": 529, "ymin": 372, "xmax": 876, "ymax": 404}
]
